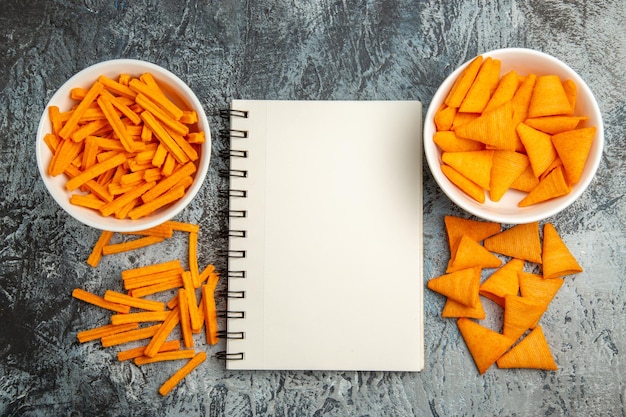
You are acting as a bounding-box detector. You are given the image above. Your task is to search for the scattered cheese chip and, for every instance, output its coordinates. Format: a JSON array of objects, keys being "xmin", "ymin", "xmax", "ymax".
[
  {"xmin": 542, "ymin": 223, "xmax": 583, "ymax": 279},
  {"xmin": 444, "ymin": 215, "xmax": 501, "ymax": 258},
  {"xmin": 496, "ymin": 326, "xmax": 558, "ymax": 370},
  {"xmin": 446, "ymin": 234, "xmax": 501, "ymax": 273},
  {"xmin": 427, "ymin": 266, "xmax": 481, "ymax": 308},
  {"xmin": 503, "ymin": 295, "xmax": 548, "ymax": 341},
  {"xmin": 457, "ymin": 317, "xmax": 514, "ymax": 375},
  {"xmin": 442, "ymin": 297, "xmax": 486, "ymax": 320},
  {"xmin": 479, "ymin": 258, "xmax": 524, "ymax": 308},
  {"xmin": 484, "ymin": 222, "xmax": 542, "ymax": 264}
]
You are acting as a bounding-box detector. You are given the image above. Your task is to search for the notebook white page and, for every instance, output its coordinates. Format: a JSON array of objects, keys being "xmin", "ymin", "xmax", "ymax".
[{"xmin": 226, "ymin": 100, "xmax": 423, "ymax": 371}]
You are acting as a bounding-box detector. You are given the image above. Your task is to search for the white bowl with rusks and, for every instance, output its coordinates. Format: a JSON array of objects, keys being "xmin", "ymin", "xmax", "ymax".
[
  {"xmin": 423, "ymin": 48, "xmax": 603, "ymax": 224},
  {"xmin": 36, "ymin": 59, "xmax": 211, "ymax": 232}
]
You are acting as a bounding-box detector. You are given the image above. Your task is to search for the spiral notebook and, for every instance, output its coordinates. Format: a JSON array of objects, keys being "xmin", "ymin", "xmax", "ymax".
[{"xmin": 220, "ymin": 100, "xmax": 424, "ymax": 371}]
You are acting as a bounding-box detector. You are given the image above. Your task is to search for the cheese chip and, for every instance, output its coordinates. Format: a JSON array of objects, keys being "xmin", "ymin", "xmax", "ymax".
[
  {"xmin": 427, "ymin": 267, "xmax": 481, "ymax": 308},
  {"xmin": 484, "ymin": 222, "xmax": 542, "ymax": 264},
  {"xmin": 479, "ymin": 258, "xmax": 524, "ymax": 308},
  {"xmin": 457, "ymin": 318, "xmax": 514, "ymax": 375},
  {"xmin": 542, "ymin": 223, "xmax": 583, "ymax": 279},
  {"xmin": 446, "ymin": 234, "xmax": 502, "ymax": 273},
  {"xmin": 503, "ymin": 295, "xmax": 548, "ymax": 341},
  {"xmin": 496, "ymin": 326, "xmax": 558, "ymax": 370},
  {"xmin": 551, "ymin": 127, "xmax": 596, "ymax": 185},
  {"xmin": 444, "ymin": 215, "xmax": 501, "ymax": 259},
  {"xmin": 442, "ymin": 297, "xmax": 486, "ymax": 320}
]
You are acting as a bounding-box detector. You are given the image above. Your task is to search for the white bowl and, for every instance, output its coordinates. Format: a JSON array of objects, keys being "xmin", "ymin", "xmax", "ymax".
[
  {"xmin": 423, "ymin": 47, "xmax": 604, "ymax": 224},
  {"xmin": 36, "ymin": 59, "xmax": 211, "ymax": 232}
]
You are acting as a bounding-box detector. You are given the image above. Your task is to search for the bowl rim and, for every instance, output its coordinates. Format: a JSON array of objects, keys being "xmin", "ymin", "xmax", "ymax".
[
  {"xmin": 424, "ymin": 47, "xmax": 604, "ymax": 224},
  {"xmin": 36, "ymin": 58, "xmax": 211, "ymax": 232}
]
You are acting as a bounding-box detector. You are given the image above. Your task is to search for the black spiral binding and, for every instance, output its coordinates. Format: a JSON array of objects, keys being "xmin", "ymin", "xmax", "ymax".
[{"xmin": 217, "ymin": 106, "xmax": 249, "ymax": 363}]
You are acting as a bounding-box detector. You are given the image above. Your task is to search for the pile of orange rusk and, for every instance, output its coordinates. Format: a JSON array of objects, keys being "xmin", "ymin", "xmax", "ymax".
[
  {"xmin": 428, "ymin": 215, "xmax": 583, "ymax": 374},
  {"xmin": 43, "ymin": 72, "xmax": 205, "ymax": 219},
  {"xmin": 433, "ymin": 54, "xmax": 596, "ymax": 206},
  {"xmin": 72, "ymin": 221, "xmax": 219, "ymax": 396}
]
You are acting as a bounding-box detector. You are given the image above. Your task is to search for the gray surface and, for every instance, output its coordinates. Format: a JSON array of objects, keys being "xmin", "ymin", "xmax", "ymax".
[{"xmin": 1, "ymin": 1, "xmax": 625, "ymax": 416}]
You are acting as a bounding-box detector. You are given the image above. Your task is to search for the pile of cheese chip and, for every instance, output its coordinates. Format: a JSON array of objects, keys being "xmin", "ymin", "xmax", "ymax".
[
  {"xmin": 433, "ymin": 54, "xmax": 596, "ymax": 206},
  {"xmin": 427, "ymin": 215, "xmax": 583, "ymax": 374}
]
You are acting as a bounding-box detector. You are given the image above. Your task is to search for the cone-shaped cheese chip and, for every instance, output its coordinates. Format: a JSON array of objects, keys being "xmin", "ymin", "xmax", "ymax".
[
  {"xmin": 455, "ymin": 102, "xmax": 518, "ymax": 151},
  {"xmin": 518, "ymin": 272, "xmax": 563, "ymax": 304},
  {"xmin": 542, "ymin": 223, "xmax": 583, "ymax": 279},
  {"xmin": 445, "ymin": 55, "xmax": 484, "ymax": 108},
  {"xmin": 551, "ymin": 127, "xmax": 596, "ymax": 185},
  {"xmin": 524, "ymin": 116, "xmax": 586, "ymax": 135},
  {"xmin": 444, "ymin": 215, "xmax": 501, "ymax": 258},
  {"xmin": 457, "ymin": 317, "xmax": 514, "ymax": 374},
  {"xmin": 427, "ymin": 267, "xmax": 481, "ymax": 307},
  {"xmin": 516, "ymin": 122, "xmax": 558, "ymax": 178},
  {"xmin": 447, "ymin": 234, "xmax": 502, "ymax": 273},
  {"xmin": 518, "ymin": 166, "xmax": 570, "ymax": 207},
  {"xmin": 442, "ymin": 150, "xmax": 494, "ymax": 190},
  {"xmin": 503, "ymin": 295, "xmax": 548, "ymax": 341},
  {"xmin": 528, "ymin": 75, "xmax": 573, "ymax": 117},
  {"xmin": 480, "ymin": 258, "xmax": 524, "ymax": 307},
  {"xmin": 442, "ymin": 297, "xmax": 486, "ymax": 320},
  {"xmin": 441, "ymin": 164, "xmax": 486, "ymax": 203},
  {"xmin": 484, "ymin": 222, "xmax": 542, "ymax": 264},
  {"xmin": 496, "ymin": 326, "xmax": 558, "ymax": 370},
  {"xmin": 489, "ymin": 151, "xmax": 530, "ymax": 202}
]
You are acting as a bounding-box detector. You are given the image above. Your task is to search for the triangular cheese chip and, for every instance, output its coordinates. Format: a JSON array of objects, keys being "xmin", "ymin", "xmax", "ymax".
[
  {"xmin": 511, "ymin": 73, "xmax": 537, "ymax": 124},
  {"xmin": 451, "ymin": 112, "xmax": 480, "ymax": 130},
  {"xmin": 441, "ymin": 164, "xmax": 486, "ymax": 203},
  {"xmin": 444, "ymin": 215, "xmax": 501, "ymax": 258},
  {"xmin": 516, "ymin": 122, "xmax": 558, "ymax": 178},
  {"xmin": 427, "ymin": 267, "xmax": 481, "ymax": 307},
  {"xmin": 442, "ymin": 150, "xmax": 494, "ymax": 190},
  {"xmin": 442, "ymin": 297, "xmax": 486, "ymax": 320},
  {"xmin": 457, "ymin": 317, "xmax": 514, "ymax": 374},
  {"xmin": 445, "ymin": 55, "xmax": 484, "ymax": 108},
  {"xmin": 562, "ymin": 79, "xmax": 577, "ymax": 112},
  {"xmin": 434, "ymin": 130, "xmax": 484, "ymax": 152},
  {"xmin": 518, "ymin": 166, "xmax": 570, "ymax": 207},
  {"xmin": 538, "ymin": 157, "xmax": 563, "ymax": 181},
  {"xmin": 524, "ymin": 116, "xmax": 587, "ymax": 135},
  {"xmin": 483, "ymin": 70, "xmax": 520, "ymax": 114},
  {"xmin": 434, "ymin": 105, "xmax": 457, "ymax": 131},
  {"xmin": 518, "ymin": 272, "xmax": 563, "ymax": 304},
  {"xmin": 479, "ymin": 258, "xmax": 524, "ymax": 307},
  {"xmin": 509, "ymin": 164, "xmax": 540, "ymax": 193},
  {"xmin": 455, "ymin": 101, "xmax": 518, "ymax": 151},
  {"xmin": 459, "ymin": 57, "xmax": 501, "ymax": 113},
  {"xmin": 484, "ymin": 222, "xmax": 542, "ymax": 264},
  {"xmin": 528, "ymin": 75, "xmax": 573, "ymax": 117},
  {"xmin": 489, "ymin": 151, "xmax": 530, "ymax": 202},
  {"xmin": 551, "ymin": 127, "xmax": 596, "ymax": 185},
  {"xmin": 542, "ymin": 223, "xmax": 583, "ymax": 279},
  {"xmin": 496, "ymin": 326, "xmax": 558, "ymax": 370},
  {"xmin": 503, "ymin": 295, "xmax": 548, "ymax": 341},
  {"xmin": 447, "ymin": 235, "xmax": 502, "ymax": 273}
]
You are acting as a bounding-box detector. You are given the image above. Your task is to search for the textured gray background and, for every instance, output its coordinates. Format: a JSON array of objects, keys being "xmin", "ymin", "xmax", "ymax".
[{"xmin": 1, "ymin": 1, "xmax": 625, "ymax": 416}]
